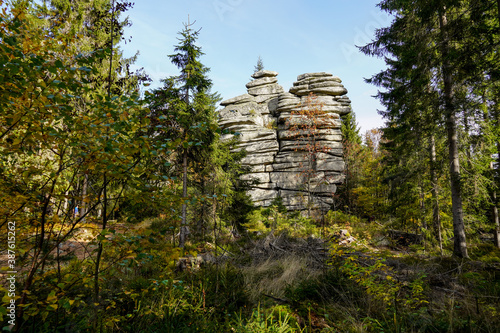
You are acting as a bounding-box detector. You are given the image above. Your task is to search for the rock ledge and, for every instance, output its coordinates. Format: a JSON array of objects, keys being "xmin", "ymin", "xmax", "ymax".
[{"xmin": 217, "ymin": 71, "xmax": 352, "ymax": 213}]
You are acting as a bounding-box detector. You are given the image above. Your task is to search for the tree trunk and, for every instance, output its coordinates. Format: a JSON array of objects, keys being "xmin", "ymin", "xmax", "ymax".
[
  {"xmin": 94, "ymin": 175, "xmax": 107, "ymax": 292},
  {"xmin": 494, "ymin": 102, "xmax": 500, "ymax": 248},
  {"xmin": 430, "ymin": 135, "xmax": 443, "ymax": 254},
  {"xmin": 198, "ymin": 178, "xmax": 205, "ymax": 237},
  {"xmin": 439, "ymin": 8, "xmax": 468, "ymax": 258},
  {"xmin": 81, "ymin": 173, "xmax": 88, "ymax": 222},
  {"xmin": 179, "ymin": 61, "xmax": 191, "ymax": 248},
  {"xmin": 94, "ymin": 5, "xmax": 115, "ymax": 329},
  {"xmin": 212, "ymin": 197, "xmax": 217, "ymax": 255},
  {"xmin": 491, "ymin": 0, "xmax": 500, "ymax": 248},
  {"xmin": 493, "ymin": 191, "xmax": 500, "ymax": 248},
  {"xmin": 179, "ymin": 148, "xmax": 189, "ymax": 248},
  {"xmin": 419, "ymin": 178, "xmax": 427, "ymax": 230}
]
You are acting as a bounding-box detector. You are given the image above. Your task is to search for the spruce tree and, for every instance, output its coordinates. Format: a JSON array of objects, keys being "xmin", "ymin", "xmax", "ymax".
[
  {"xmin": 359, "ymin": 0, "xmax": 500, "ymax": 257},
  {"xmin": 341, "ymin": 111, "xmax": 362, "ymax": 145},
  {"xmin": 254, "ymin": 55, "xmax": 264, "ymax": 72},
  {"xmin": 338, "ymin": 111, "xmax": 363, "ymax": 213},
  {"xmin": 149, "ymin": 19, "xmax": 219, "ymax": 248}
]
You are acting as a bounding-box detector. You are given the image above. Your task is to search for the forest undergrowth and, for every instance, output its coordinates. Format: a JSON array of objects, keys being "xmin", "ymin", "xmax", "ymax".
[
  {"xmin": 2, "ymin": 0, "xmax": 500, "ymax": 331},
  {"xmin": 3, "ymin": 211, "xmax": 499, "ymax": 333}
]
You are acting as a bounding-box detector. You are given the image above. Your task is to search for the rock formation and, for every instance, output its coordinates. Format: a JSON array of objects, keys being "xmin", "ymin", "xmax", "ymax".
[{"xmin": 218, "ymin": 71, "xmax": 351, "ymax": 213}]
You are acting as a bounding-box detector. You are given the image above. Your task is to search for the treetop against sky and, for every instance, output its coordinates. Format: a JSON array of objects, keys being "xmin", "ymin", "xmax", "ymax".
[{"xmin": 119, "ymin": 0, "xmax": 391, "ymax": 133}]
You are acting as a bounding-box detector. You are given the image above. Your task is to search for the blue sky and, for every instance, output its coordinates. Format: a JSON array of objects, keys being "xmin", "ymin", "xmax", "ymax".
[{"xmin": 120, "ymin": 0, "xmax": 393, "ymax": 133}]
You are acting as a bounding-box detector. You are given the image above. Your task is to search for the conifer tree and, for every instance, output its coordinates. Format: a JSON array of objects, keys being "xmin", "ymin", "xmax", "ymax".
[
  {"xmin": 366, "ymin": 0, "xmax": 500, "ymax": 256},
  {"xmin": 341, "ymin": 111, "xmax": 362, "ymax": 146},
  {"xmin": 254, "ymin": 55, "xmax": 264, "ymax": 72},
  {"xmin": 149, "ymin": 19, "xmax": 219, "ymax": 248},
  {"xmin": 338, "ymin": 111, "xmax": 363, "ymax": 213},
  {"xmin": 359, "ymin": 0, "xmax": 500, "ymax": 257}
]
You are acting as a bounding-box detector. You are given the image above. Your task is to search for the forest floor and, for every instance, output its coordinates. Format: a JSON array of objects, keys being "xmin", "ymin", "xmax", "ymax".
[{"xmin": 4, "ymin": 219, "xmax": 500, "ymax": 332}]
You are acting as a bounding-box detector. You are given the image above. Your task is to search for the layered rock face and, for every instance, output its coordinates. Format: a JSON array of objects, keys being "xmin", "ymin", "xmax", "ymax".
[{"xmin": 218, "ymin": 71, "xmax": 351, "ymax": 213}]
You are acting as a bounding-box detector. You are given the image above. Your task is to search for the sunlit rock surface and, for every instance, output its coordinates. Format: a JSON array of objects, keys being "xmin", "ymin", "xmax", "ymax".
[{"xmin": 218, "ymin": 71, "xmax": 351, "ymax": 213}]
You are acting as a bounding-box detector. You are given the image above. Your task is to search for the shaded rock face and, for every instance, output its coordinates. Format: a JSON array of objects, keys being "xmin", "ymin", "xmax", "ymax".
[{"xmin": 218, "ymin": 71, "xmax": 351, "ymax": 213}]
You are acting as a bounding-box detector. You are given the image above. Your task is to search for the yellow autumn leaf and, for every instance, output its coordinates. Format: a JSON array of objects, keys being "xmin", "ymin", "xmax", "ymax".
[{"xmin": 2, "ymin": 294, "xmax": 11, "ymax": 304}]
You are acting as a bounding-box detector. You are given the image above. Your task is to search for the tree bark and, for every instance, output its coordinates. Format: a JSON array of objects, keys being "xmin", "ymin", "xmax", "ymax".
[
  {"xmin": 198, "ymin": 178, "xmax": 205, "ymax": 236},
  {"xmin": 491, "ymin": 0, "xmax": 500, "ymax": 248},
  {"xmin": 493, "ymin": 191, "xmax": 500, "ymax": 248},
  {"xmin": 494, "ymin": 102, "xmax": 500, "ymax": 248},
  {"xmin": 179, "ymin": 148, "xmax": 189, "ymax": 248},
  {"xmin": 430, "ymin": 135, "xmax": 443, "ymax": 254},
  {"xmin": 81, "ymin": 173, "xmax": 88, "ymax": 222},
  {"xmin": 419, "ymin": 179, "xmax": 427, "ymax": 230},
  {"xmin": 179, "ymin": 61, "xmax": 191, "ymax": 248},
  {"xmin": 439, "ymin": 7, "xmax": 468, "ymax": 258}
]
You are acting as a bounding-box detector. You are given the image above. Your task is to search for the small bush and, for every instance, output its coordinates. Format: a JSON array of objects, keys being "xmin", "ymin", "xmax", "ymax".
[
  {"xmin": 325, "ymin": 210, "xmax": 364, "ymax": 226},
  {"xmin": 243, "ymin": 207, "xmax": 320, "ymax": 238},
  {"xmin": 230, "ymin": 304, "xmax": 298, "ymax": 332}
]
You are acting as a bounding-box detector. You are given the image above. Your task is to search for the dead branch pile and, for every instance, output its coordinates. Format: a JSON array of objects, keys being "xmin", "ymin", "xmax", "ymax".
[{"xmin": 243, "ymin": 232, "xmax": 329, "ymax": 269}]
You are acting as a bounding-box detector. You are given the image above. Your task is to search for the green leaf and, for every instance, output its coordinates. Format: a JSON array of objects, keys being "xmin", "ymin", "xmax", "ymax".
[{"xmin": 46, "ymin": 291, "xmax": 57, "ymax": 302}]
